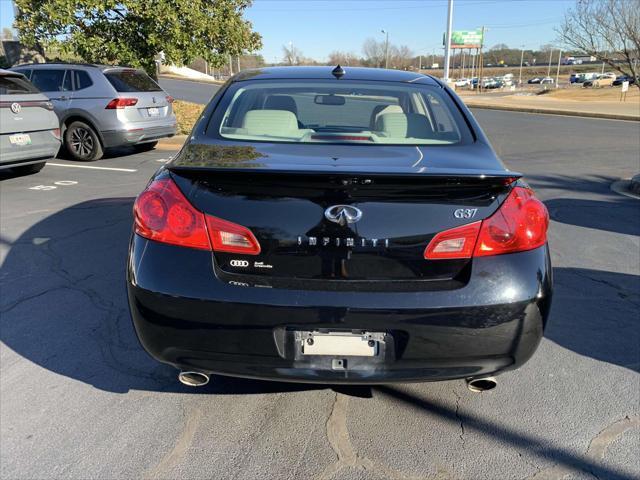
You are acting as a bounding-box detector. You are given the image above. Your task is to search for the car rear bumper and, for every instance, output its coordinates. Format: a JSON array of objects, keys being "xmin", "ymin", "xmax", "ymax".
[
  {"xmin": 102, "ymin": 123, "xmax": 177, "ymax": 148},
  {"xmin": 127, "ymin": 235, "xmax": 553, "ymax": 384},
  {"xmin": 0, "ymin": 131, "xmax": 60, "ymax": 168}
]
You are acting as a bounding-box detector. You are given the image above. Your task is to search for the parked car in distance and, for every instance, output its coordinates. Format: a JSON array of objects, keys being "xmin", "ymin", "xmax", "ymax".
[
  {"xmin": 127, "ymin": 66, "xmax": 552, "ymax": 388},
  {"xmin": 569, "ymin": 73, "xmax": 580, "ymax": 83},
  {"xmin": 540, "ymin": 77, "xmax": 554, "ymax": 85},
  {"xmin": 10, "ymin": 63, "xmax": 177, "ymax": 161},
  {"xmin": 0, "ymin": 69, "xmax": 60, "ymax": 175},
  {"xmin": 454, "ymin": 78, "xmax": 471, "ymax": 87},
  {"xmin": 528, "ymin": 77, "xmax": 542, "ymax": 84},
  {"xmin": 612, "ymin": 75, "xmax": 636, "ymax": 86}
]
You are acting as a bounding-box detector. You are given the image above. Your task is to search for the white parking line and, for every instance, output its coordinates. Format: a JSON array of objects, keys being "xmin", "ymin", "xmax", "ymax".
[{"xmin": 47, "ymin": 163, "xmax": 137, "ymax": 173}]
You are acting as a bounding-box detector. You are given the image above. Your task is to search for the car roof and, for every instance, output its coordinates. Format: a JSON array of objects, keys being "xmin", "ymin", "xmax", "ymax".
[
  {"xmin": 10, "ymin": 62, "xmax": 140, "ymax": 72},
  {"xmin": 232, "ymin": 66, "xmax": 441, "ymax": 86},
  {"xmin": 0, "ymin": 68, "xmax": 25, "ymax": 77}
]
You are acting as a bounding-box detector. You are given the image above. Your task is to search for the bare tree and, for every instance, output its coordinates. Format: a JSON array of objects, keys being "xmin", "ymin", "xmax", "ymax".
[
  {"xmin": 391, "ymin": 45, "xmax": 414, "ymax": 70},
  {"xmin": 362, "ymin": 38, "xmax": 385, "ymax": 67},
  {"xmin": 558, "ymin": 0, "xmax": 639, "ymax": 88},
  {"xmin": 282, "ymin": 43, "xmax": 302, "ymax": 66},
  {"xmin": 328, "ymin": 50, "xmax": 360, "ymax": 66}
]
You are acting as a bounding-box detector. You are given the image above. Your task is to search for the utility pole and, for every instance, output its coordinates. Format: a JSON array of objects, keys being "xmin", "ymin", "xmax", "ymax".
[
  {"xmin": 547, "ymin": 49, "xmax": 553, "ymax": 78},
  {"xmin": 381, "ymin": 29, "xmax": 389, "ymax": 69},
  {"xmin": 237, "ymin": 55, "xmax": 241, "ymax": 73},
  {"xmin": 419, "ymin": 55, "xmax": 422, "ymax": 71},
  {"xmin": 555, "ymin": 49, "xmax": 562, "ymax": 87},
  {"xmin": 228, "ymin": 54, "xmax": 233, "ymax": 77},
  {"xmin": 518, "ymin": 46, "xmax": 525, "ymax": 85},
  {"xmin": 443, "ymin": 0, "xmax": 454, "ymax": 81}
]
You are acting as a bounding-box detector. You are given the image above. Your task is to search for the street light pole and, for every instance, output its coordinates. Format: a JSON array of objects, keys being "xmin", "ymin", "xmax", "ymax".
[
  {"xmin": 518, "ymin": 46, "xmax": 525, "ymax": 85},
  {"xmin": 381, "ymin": 29, "xmax": 389, "ymax": 69},
  {"xmin": 547, "ymin": 49, "xmax": 553, "ymax": 78},
  {"xmin": 555, "ymin": 49, "xmax": 562, "ymax": 87},
  {"xmin": 443, "ymin": 0, "xmax": 454, "ymax": 81}
]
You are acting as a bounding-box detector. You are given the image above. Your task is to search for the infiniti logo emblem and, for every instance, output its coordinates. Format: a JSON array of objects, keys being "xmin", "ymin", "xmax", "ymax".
[
  {"xmin": 10, "ymin": 102, "xmax": 21, "ymax": 114},
  {"xmin": 324, "ymin": 205, "xmax": 363, "ymax": 226}
]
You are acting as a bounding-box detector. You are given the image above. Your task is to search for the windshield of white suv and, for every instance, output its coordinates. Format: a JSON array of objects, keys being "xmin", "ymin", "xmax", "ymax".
[{"xmin": 211, "ymin": 80, "xmax": 468, "ymax": 145}]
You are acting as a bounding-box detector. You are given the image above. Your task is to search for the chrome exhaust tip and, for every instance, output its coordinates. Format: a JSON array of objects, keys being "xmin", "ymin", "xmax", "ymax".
[
  {"xmin": 178, "ymin": 371, "xmax": 210, "ymax": 387},
  {"xmin": 466, "ymin": 376, "xmax": 497, "ymax": 393}
]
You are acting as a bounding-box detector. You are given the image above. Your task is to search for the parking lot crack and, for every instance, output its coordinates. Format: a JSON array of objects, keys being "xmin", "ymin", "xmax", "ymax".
[{"xmin": 453, "ymin": 390, "xmax": 465, "ymax": 445}]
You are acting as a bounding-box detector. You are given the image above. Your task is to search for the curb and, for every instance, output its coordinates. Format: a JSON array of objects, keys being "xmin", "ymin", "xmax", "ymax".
[
  {"xmin": 463, "ymin": 102, "xmax": 640, "ymax": 122},
  {"xmin": 158, "ymin": 74, "xmax": 223, "ymax": 86}
]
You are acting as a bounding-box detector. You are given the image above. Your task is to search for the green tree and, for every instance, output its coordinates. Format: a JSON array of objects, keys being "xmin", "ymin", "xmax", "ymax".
[{"xmin": 14, "ymin": 0, "xmax": 262, "ymax": 77}]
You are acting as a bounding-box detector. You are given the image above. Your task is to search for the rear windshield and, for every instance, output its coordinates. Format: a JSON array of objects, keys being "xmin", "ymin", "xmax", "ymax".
[
  {"xmin": 105, "ymin": 70, "xmax": 162, "ymax": 92},
  {"xmin": 210, "ymin": 80, "xmax": 469, "ymax": 145},
  {"xmin": 0, "ymin": 75, "xmax": 39, "ymax": 95}
]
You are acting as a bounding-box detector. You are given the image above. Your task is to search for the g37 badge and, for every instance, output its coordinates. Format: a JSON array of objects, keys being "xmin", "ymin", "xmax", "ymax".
[{"xmin": 454, "ymin": 208, "xmax": 478, "ymax": 219}]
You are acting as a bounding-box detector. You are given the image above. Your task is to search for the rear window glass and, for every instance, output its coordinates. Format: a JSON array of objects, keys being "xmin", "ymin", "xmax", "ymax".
[
  {"xmin": 211, "ymin": 80, "xmax": 467, "ymax": 145},
  {"xmin": 0, "ymin": 75, "xmax": 39, "ymax": 95},
  {"xmin": 30, "ymin": 69, "xmax": 67, "ymax": 92},
  {"xmin": 105, "ymin": 70, "xmax": 162, "ymax": 92}
]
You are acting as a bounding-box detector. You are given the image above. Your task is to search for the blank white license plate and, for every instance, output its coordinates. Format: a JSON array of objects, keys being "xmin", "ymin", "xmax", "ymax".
[
  {"xmin": 303, "ymin": 333, "xmax": 377, "ymax": 357},
  {"xmin": 9, "ymin": 133, "xmax": 31, "ymax": 146},
  {"xmin": 148, "ymin": 107, "xmax": 160, "ymax": 116}
]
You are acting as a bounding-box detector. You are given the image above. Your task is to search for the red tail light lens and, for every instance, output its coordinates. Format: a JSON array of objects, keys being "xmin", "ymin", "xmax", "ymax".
[
  {"xmin": 106, "ymin": 98, "xmax": 138, "ymax": 109},
  {"xmin": 474, "ymin": 186, "xmax": 548, "ymax": 256},
  {"xmin": 424, "ymin": 186, "xmax": 548, "ymax": 260},
  {"xmin": 134, "ymin": 177, "xmax": 261, "ymax": 254},
  {"xmin": 134, "ymin": 178, "xmax": 210, "ymax": 250},
  {"xmin": 166, "ymin": 95, "xmax": 175, "ymax": 104},
  {"xmin": 206, "ymin": 216, "xmax": 261, "ymax": 255},
  {"xmin": 52, "ymin": 128, "xmax": 61, "ymax": 140},
  {"xmin": 424, "ymin": 221, "xmax": 481, "ymax": 259}
]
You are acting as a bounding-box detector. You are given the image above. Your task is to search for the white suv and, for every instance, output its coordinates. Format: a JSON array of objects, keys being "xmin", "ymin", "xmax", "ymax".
[{"xmin": 11, "ymin": 63, "xmax": 177, "ymax": 161}]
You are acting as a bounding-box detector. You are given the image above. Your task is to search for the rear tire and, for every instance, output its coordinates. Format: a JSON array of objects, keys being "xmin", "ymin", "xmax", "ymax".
[
  {"xmin": 12, "ymin": 162, "xmax": 45, "ymax": 176},
  {"xmin": 64, "ymin": 121, "xmax": 103, "ymax": 161},
  {"xmin": 133, "ymin": 141, "xmax": 158, "ymax": 152}
]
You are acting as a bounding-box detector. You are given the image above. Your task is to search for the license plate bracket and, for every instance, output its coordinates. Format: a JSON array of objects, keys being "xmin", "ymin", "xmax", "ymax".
[
  {"xmin": 9, "ymin": 133, "xmax": 31, "ymax": 146},
  {"xmin": 297, "ymin": 331, "xmax": 386, "ymax": 357}
]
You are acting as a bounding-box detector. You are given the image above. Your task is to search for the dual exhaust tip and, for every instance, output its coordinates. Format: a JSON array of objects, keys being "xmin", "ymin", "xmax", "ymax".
[
  {"xmin": 178, "ymin": 371, "xmax": 210, "ymax": 387},
  {"xmin": 466, "ymin": 376, "xmax": 497, "ymax": 393},
  {"xmin": 177, "ymin": 371, "xmax": 497, "ymax": 392}
]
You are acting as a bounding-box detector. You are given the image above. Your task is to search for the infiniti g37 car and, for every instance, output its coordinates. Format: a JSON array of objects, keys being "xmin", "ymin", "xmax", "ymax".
[{"xmin": 127, "ymin": 67, "xmax": 552, "ymax": 387}]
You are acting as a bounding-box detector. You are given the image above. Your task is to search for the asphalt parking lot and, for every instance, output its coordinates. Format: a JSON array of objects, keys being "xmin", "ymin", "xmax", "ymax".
[{"xmin": 1, "ymin": 109, "xmax": 639, "ymax": 480}]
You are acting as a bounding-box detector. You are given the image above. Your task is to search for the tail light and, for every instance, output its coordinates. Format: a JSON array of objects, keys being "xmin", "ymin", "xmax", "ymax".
[
  {"xmin": 133, "ymin": 177, "xmax": 261, "ymax": 254},
  {"xmin": 424, "ymin": 186, "xmax": 548, "ymax": 260},
  {"xmin": 206, "ymin": 216, "xmax": 261, "ymax": 255},
  {"xmin": 424, "ymin": 222, "xmax": 481, "ymax": 259},
  {"xmin": 106, "ymin": 98, "xmax": 138, "ymax": 109},
  {"xmin": 52, "ymin": 128, "xmax": 61, "ymax": 140},
  {"xmin": 166, "ymin": 95, "xmax": 174, "ymax": 104}
]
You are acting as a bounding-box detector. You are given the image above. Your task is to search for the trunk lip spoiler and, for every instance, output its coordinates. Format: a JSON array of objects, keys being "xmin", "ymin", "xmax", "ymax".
[{"xmin": 167, "ymin": 164, "xmax": 522, "ymax": 181}]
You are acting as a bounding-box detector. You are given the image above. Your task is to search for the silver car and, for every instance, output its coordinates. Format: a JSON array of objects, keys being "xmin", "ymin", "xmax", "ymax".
[
  {"xmin": 11, "ymin": 63, "xmax": 177, "ymax": 161},
  {"xmin": 0, "ymin": 69, "xmax": 60, "ymax": 174}
]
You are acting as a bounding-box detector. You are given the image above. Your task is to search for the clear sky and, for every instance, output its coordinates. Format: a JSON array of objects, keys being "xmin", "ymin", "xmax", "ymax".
[{"xmin": 1, "ymin": 0, "xmax": 576, "ymax": 61}]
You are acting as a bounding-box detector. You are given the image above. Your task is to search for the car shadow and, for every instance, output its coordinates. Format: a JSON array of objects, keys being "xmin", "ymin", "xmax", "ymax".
[
  {"xmin": 527, "ymin": 174, "xmax": 640, "ymax": 236},
  {"xmin": 0, "ymin": 198, "xmax": 637, "ymax": 398}
]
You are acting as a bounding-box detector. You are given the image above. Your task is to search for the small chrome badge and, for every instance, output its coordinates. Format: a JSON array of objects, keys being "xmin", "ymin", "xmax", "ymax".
[
  {"xmin": 10, "ymin": 102, "xmax": 21, "ymax": 114},
  {"xmin": 454, "ymin": 208, "xmax": 478, "ymax": 219},
  {"xmin": 230, "ymin": 259, "xmax": 249, "ymax": 267},
  {"xmin": 324, "ymin": 205, "xmax": 363, "ymax": 226}
]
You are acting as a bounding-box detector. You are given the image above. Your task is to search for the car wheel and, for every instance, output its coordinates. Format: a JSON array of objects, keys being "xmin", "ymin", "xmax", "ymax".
[
  {"xmin": 64, "ymin": 121, "xmax": 103, "ymax": 161},
  {"xmin": 11, "ymin": 162, "xmax": 46, "ymax": 176},
  {"xmin": 133, "ymin": 141, "xmax": 158, "ymax": 152}
]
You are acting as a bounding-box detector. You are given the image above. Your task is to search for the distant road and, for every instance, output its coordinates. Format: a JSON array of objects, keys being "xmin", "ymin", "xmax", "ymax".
[{"xmin": 158, "ymin": 77, "xmax": 220, "ymax": 105}]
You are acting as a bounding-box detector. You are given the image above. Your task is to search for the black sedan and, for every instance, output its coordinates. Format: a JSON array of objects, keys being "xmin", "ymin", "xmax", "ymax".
[{"xmin": 127, "ymin": 66, "xmax": 552, "ymax": 390}]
